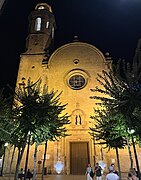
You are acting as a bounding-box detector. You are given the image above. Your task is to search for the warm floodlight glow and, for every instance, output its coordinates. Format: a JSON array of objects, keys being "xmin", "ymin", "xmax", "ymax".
[{"xmin": 54, "ymin": 161, "xmax": 64, "ymax": 174}]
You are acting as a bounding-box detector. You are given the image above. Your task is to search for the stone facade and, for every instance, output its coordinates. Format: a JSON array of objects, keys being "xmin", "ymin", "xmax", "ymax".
[{"xmin": 4, "ymin": 2, "xmax": 141, "ymax": 175}]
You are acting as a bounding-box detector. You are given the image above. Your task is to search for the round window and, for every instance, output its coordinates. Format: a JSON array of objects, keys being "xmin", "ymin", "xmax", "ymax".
[{"xmin": 68, "ymin": 75, "xmax": 86, "ymax": 90}]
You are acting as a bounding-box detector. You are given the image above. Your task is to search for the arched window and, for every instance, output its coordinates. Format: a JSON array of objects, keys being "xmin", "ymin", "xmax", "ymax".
[
  {"xmin": 52, "ymin": 26, "xmax": 54, "ymax": 38},
  {"xmin": 38, "ymin": 6, "xmax": 45, "ymax": 10},
  {"xmin": 35, "ymin": 17, "xmax": 41, "ymax": 31},
  {"xmin": 46, "ymin": 21, "xmax": 49, "ymax": 28}
]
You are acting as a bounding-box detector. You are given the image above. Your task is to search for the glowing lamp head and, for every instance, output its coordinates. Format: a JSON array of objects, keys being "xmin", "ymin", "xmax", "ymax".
[
  {"xmin": 4, "ymin": 143, "xmax": 8, "ymax": 147},
  {"xmin": 128, "ymin": 128, "xmax": 135, "ymax": 134},
  {"xmin": 54, "ymin": 161, "xmax": 64, "ymax": 174}
]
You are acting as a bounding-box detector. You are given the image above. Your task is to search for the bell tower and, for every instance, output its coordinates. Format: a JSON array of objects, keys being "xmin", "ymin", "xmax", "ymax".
[
  {"xmin": 16, "ymin": 3, "xmax": 56, "ymax": 85},
  {"xmin": 26, "ymin": 3, "xmax": 56, "ymax": 54}
]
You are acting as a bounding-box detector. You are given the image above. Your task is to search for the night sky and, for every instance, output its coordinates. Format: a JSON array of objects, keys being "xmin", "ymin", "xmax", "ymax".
[{"xmin": 0, "ymin": 0, "xmax": 141, "ymax": 89}]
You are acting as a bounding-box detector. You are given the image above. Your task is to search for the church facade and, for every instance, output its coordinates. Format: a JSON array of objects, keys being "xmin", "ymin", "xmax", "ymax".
[{"xmin": 4, "ymin": 3, "xmax": 141, "ymax": 175}]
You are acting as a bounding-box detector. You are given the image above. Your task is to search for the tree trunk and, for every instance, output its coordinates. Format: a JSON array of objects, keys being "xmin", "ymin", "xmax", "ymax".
[
  {"xmin": 9, "ymin": 145, "xmax": 16, "ymax": 180},
  {"xmin": 126, "ymin": 138, "xmax": 133, "ymax": 170},
  {"xmin": 24, "ymin": 134, "xmax": 31, "ymax": 180},
  {"xmin": 115, "ymin": 147, "xmax": 121, "ymax": 180},
  {"xmin": 14, "ymin": 138, "xmax": 27, "ymax": 180},
  {"xmin": 14, "ymin": 147, "xmax": 24, "ymax": 180},
  {"xmin": 132, "ymin": 135, "xmax": 141, "ymax": 180},
  {"xmin": 33, "ymin": 143, "xmax": 38, "ymax": 180},
  {"xmin": 42, "ymin": 140, "xmax": 48, "ymax": 180},
  {"xmin": 0, "ymin": 146, "xmax": 6, "ymax": 176}
]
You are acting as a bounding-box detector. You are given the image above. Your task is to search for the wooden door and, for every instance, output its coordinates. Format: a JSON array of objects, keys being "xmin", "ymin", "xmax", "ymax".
[{"xmin": 70, "ymin": 142, "xmax": 89, "ymax": 175}]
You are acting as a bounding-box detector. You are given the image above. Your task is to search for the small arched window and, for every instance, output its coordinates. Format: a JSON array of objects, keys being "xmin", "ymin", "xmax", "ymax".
[
  {"xmin": 46, "ymin": 21, "xmax": 49, "ymax": 28},
  {"xmin": 52, "ymin": 26, "xmax": 54, "ymax": 38},
  {"xmin": 35, "ymin": 17, "xmax": 41, "ymax": 31},
  {"xmin": 38, "ymin": 6, "xmax": 45, "ymax": 10}
]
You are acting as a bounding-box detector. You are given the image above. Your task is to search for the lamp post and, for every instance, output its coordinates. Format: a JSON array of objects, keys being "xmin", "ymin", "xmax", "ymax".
[
  {"xmin": 24, "ymin": 131, "xmax": 31, "ymax": 180},
  {"xmin": 126, "ymin": 136, "xmax": 134, "ymax": 170},
  {"xmin": 100, "ymin": 145, "xmax": 103, "ymax": 161},
  {"xmin": 0, "ymin": 142, "xmax": 8, "ymax": 176},
  {"xmin": 128, "ymin": 129, "xmax": 141, "ymax": 180},
  {"xmin": 93, "ymin": 132, "xmax": 96, "ymax": 167},
  {"xmin": 89, "ymin": 120, "xmax": 97, "ymax": 167}
]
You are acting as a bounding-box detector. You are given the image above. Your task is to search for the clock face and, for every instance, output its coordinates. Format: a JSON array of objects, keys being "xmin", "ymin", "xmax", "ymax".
[{"xmin": 68, "ymin": 75, "xmax": 86, "ymax": 90}]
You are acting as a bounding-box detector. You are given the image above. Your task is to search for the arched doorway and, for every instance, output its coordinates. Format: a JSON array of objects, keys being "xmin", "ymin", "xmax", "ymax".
[{"xmin": 70, "ymin": 142, "xmax": 89, "ymax": 174}]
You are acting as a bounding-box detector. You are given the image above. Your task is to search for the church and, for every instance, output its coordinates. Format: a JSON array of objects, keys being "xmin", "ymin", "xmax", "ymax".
[{"xmin": 4, "ymin": 2, "xmax": 141, "ymax": 175}]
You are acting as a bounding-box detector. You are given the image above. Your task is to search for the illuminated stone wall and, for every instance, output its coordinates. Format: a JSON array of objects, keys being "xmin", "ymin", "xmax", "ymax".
[{"xmin": 4, "ymin": 40, "xmax": 141, "ymax": 175}]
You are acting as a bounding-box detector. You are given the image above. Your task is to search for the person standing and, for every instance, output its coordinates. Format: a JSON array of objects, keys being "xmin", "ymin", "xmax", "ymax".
[
  {"xmin": 86, "ymin": 163, "xmax": 93, "ymax": 180},
  {"xmin": 18, "ymin": 168, "xmax": 24, "ymax": 180},
  {"xmin": 94, "ymin": 162, "xmax": 102, "ymax": 180},
  {"xmin": 106, "ymin": 166, "xmax": 119, "ymax": 180},
  {"xmin": 26, "ymin": 169, "xmax": 33, "ymax": 180},
  {"xmin": 109, "ymin": 163, "xmax": 118, "ymax": 175},
  {"xmin": 128, "ymin": 172, "xmax": 139, "ymax": 180}
]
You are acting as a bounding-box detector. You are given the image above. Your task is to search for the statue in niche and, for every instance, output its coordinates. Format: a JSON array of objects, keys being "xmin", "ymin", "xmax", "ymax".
[
  {"xmin": 71, "ymin": 108, "xmax": 85, "ymax": 126},
  {"xmin": 75, "ymin": 114, "xmax": 82, "ymax": 125}
]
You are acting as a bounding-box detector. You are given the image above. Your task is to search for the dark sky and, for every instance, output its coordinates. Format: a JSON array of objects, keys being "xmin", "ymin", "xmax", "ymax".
[{"xmin": 1, "ymin": 0, "xmax": 141, "ymax": 89}]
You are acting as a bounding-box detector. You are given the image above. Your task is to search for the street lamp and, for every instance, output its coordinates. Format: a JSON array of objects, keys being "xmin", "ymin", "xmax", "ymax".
[
  {"xmin": 128, "ymin": 128, "xmax": 141, "ymax": 180},
  {"xmin": 24, "ymin": 131, "xmax": 31, "ymax": 180},
  {"xmin": 89, "ymin": 121, "xmax": 97, "ymax": 167},
  {"xmin": 93, "ymin": 132, "xmax": 96, "ymax": 167},
  {"xmin": 0, "ymin": 142, "xmax": 8, "ymax": 176}
]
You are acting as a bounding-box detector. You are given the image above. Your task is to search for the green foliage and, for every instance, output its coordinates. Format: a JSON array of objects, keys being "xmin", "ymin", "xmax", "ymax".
[
  {"xmin": 90, "ymin": 62, "xmax": 141, "ymax": 129},
  {"xmin": 0, "ymin": 88, "xmax": 16, "ymax": 157},
  {"xmin": 90, "ymin": 38, "xmax": 141, "ymax": 147},
  {"xmin": 90, "ymin": 65, "xmax": 141, "ymax": 117},
  {"xmin": 0, "ymin": 88, "xmax": 12, "ymax": 141},
  {"xmin": 90, "ymin": 109, "xmax": 127, "ymax": 150},
  {"xmin": 10, "ymin": 78, "xmax": 70, "ymax": 148}
]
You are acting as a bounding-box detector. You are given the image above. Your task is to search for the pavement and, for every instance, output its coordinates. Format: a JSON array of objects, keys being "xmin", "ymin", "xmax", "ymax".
[
  {"xmin": 0, "ymin": 175, "xmax": 86, "ymax": 180},
  {"xmin": 0, "ymin": 173, "xmax": 128, "ymax": 180}
]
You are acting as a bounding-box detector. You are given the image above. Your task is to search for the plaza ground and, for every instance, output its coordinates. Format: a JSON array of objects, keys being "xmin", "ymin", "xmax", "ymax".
[{"xmin": 0, "ymin": 173, "xmax": 128, "ymax": 180}]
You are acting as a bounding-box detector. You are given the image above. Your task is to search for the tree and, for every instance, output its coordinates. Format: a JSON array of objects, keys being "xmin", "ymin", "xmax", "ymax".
[
  {"xmin": 0, "ymin": 87, "xmax": 15, "ymax": 176},
  {"xmin": 90, "ymin": 38, "xmax": 141, "ymax": 179},
  {"xmin": 9, "ymin": 79, "xmax": 70, "ymax": 180},
  {"xmin": 0, "ymin": 88, "xmax": 13, "ymax": 146},
  {"xmin": 90, "ymin": 109, "xmax": 127, "ymax": 179},
  {"xmin": 29, "ymin": 81, "xmax": 70, "ymax": 180}
]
